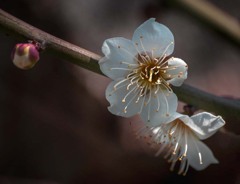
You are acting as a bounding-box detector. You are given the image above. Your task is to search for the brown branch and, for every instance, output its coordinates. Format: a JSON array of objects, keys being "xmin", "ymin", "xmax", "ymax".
[
  {"xmin": 167, "ymin": 0, "xmax": 240, "ymax": 47},
  {"xmin": 0, "ymin": 8, "xmax": 240, "ymax": 121},
  {"xmin": 0, "ymin": 9, "xmax": 102, "ymax": 74}
]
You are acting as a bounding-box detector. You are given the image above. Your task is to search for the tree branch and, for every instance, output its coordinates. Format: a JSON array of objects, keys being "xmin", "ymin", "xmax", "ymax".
[
  {"xmin": 173, "ymin": 85, "xmax": 240, "ymax": 121},
  {"xmin": 0, "ymin": 9, "xmax": 240, "ymax": 121},
  {"xmin": 0, "ymin": 9, "xmax": 102, "ymax": 74},
  {"xmin": 167, "ymin": 0, "xmax": 240, "ymax": 47}
]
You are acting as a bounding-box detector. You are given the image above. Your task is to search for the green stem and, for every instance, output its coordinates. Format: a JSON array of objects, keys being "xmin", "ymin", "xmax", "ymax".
[{"xmin": 0, "ymin": 9, "xmax": 240, "ymax": 121}]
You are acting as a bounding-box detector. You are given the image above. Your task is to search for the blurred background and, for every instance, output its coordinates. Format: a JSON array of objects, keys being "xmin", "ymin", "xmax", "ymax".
[{"xmin": 0, "ymin": 0, "xmax": 239, "ymax": 183}]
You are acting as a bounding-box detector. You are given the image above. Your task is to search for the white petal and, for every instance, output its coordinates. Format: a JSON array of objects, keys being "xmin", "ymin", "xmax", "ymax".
[
  {"xmin": 165, "ymin": 57, "xmax": 188, "ymax": 86},
  {"xmin": 132, "ymin": 18, "xmax": 174, "ymax": 58},
  {"xmin": 99, "ymin": 37, "xmax": 138, "ymax": 80},
  {"xmin": 187, "ymin": 138, "xmax": 218, "ymax": 171},
  {"xmin": 172, "ymin": 114, "xmax": 201, "ymax": 133},
  {"xmin": 166, "ymin": 112, "xmax": 188, "ymax": 124},
  {"xmin": 190, "ymin": 112, "xmax": 225, "ymax": 140},
  {"xmin": 105, "ymin": 79, "xmax": 144, "ymax": 117},
  {"xmin": 140, "ymin": 88, "xmax": 178, "ymax": 125}
]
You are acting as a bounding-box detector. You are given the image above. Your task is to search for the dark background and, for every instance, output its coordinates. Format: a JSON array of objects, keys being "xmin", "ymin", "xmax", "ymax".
[{"xmin": 0, "ymin": 0, "xmax": 239, "ymax": 183}]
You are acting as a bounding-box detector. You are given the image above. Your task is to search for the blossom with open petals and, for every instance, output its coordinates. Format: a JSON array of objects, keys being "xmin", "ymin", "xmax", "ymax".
[
  {"xmin": 99, "ymin": 18, "xmax": 188, "ymax": 123},
  {"xmin": 137, "ymin": 112, "xmax": 225, "ymax": 175}
]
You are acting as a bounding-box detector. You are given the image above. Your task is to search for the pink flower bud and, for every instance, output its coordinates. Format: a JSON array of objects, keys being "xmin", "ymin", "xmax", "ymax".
[{"xmin": 11, "ymin": 43, "xmax": 40, "ymax": 70}]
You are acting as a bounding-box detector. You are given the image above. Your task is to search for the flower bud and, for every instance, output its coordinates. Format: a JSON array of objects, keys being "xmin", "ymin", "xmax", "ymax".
[{"xmin": 11, "ymin": 43, "xmax": 40, "ymax": 70}]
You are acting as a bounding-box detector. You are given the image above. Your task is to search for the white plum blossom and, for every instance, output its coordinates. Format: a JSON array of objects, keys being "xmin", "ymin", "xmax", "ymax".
[
  {"xmin": 99, "ymin": 18, "xmax": 188, "ymax": 123},
  {"xmin": 137, "ymin": 112, "xmax": 225, "ymax": 175}
]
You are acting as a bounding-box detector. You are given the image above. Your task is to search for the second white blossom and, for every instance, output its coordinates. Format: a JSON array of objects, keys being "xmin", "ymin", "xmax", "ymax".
[{"xmin": 137, "ymin": 112, "xmax": 225, "ymax": 175}]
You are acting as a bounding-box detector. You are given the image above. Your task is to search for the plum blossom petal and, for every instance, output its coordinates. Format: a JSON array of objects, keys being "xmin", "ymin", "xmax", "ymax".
[
  {"xmin": 106, "ymin": 79, "xmax": 178, "ymax": 123},
  {"xmin": 184, "ymin": 112, "xmax": 225, "ymax": 140},
  {"xmin": 164, "ymin": 57, "xmax": 188, "ymax": 86},
  {"xmin": 140, "ymin": 89, "xmax": 178, "ymax": 124},
  {"xmin": 132, "ymin": 18, "xmax": 174, "ymax": 58},
  {"xmin": 187, "ymin": 138, "xmax": 218, "ymax": 171},
  {"xmin": 99, "ymin": 37, "xmax": 138, "ymax": 80},
  {"xmin": 106, "ymin": 79, "xmax": 144, "ymax": 117}
]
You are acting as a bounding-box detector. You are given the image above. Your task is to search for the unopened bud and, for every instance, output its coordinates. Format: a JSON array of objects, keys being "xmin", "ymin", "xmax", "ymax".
[{"xmin": 11, "ymin": 43, "xmax": 40, "ymax": 70}]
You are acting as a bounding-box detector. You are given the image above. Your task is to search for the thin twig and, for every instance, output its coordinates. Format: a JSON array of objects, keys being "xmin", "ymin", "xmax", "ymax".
[
  {"xmin": 220, "ymin": 128, "xmax": 240, "ymax": 139},
  {"xmin": 167, "ymin": 0, "xmax": 240, "ymax": 47},
  {"xmin": 0, "ymin": 9, "xmax": 240, "ymax": 121},
  {"xmin": 173, "ymin": 85, "xmax": 240, "ymax": 121},
  {"xmin": 0, "ymin": 9, "xmax": 102, "ymax": 74}
]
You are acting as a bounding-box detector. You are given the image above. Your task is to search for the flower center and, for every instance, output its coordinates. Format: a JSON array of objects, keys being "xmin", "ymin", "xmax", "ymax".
[
  {"xmin": 137, "ymin": 54, "xmax": 169, "ymax": 86},
  {"xmin": 110, "ymin": 53, "xmax": 173, "ymax": 118},
  {"xmin": 140, "ymin": 62, "xmax": 162, "ymax": 84}
]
